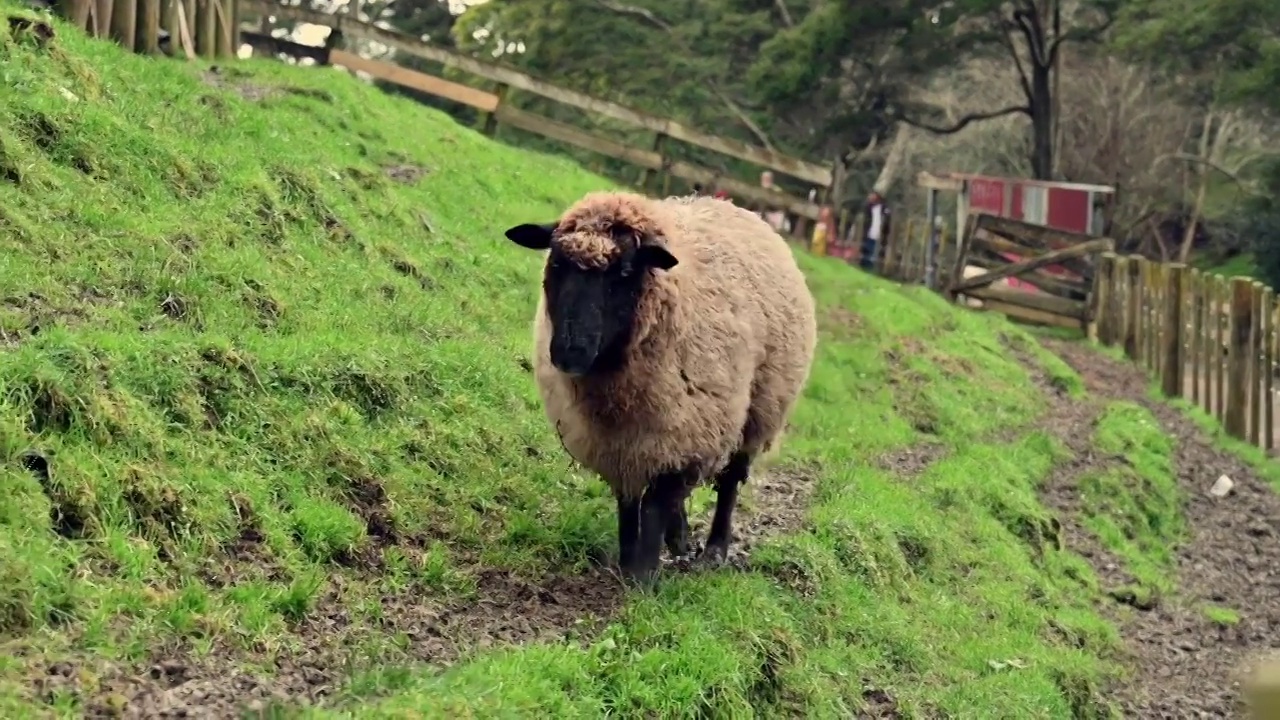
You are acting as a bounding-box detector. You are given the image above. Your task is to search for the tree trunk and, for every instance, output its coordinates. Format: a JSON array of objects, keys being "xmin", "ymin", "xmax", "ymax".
[{"xmin": 1029, "ymin": 64, "xmax": 1054, "ymax": 180}]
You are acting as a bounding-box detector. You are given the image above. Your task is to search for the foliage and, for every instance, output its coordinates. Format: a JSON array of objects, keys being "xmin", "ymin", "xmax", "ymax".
[{"xmin": 1239, "ymin": 166, "xmax": 1280, "ymax": 290}]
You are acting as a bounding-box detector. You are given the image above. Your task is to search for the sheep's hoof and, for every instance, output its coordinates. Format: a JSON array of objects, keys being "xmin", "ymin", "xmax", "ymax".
[
  {"xmin": 696, "ymin": 544, "xmax": 728, "ymax": 569},
  {"xmin": 620, "ymin": 563, "xmax": 660, "ymax": 590},
  {"xmin": 666, "ymin": 536, "xmax": 691, "ymax": 558}
]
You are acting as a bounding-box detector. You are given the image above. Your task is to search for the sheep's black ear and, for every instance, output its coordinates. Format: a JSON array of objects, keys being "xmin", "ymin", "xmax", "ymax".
[
  {"xmin": 636, "ymin": 244, "xmax": 678, "ymax": 271},
  {"xmin": 505, "ymin": 223, "xmax": 556, "ymax": 250}
]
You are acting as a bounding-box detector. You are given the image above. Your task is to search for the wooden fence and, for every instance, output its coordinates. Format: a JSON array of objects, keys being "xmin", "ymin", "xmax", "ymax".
[
  {"xmin": 233, "ymin": 0, "xmax": 836, "ymax": 236},
  {"xmin": 823, "ymin": 210, "xmax": 1111, "ymax": 333},
  {"xmin": 52, "ymin": 0, "xmax": 238, "ymax": 59},
  {"xmin": 1092, "ymin": 254, "xmax": 1279, "ymax": 450}
]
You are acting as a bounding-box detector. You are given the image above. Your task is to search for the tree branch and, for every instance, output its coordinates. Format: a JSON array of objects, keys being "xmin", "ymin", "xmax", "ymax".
[
  {"xmin": 592, "ymin": 0, "xmax": 778, "ymax": 150},
  {"xmin": 893, "ymin": 104, "xmax": 1031, "ymax": 135},
  {"xmin": 999, "ymin": 18, "xmax": 1034, "ymax": 103},
  {"xmin": 1012, "ymin": 8, "xmax": 1047, "ymax": 67},
  {"xmin": 1047, "ymin": 15, "xmax": 1114, "ymax": 66},
  {"xmin": 772, "ymin": 0, "xmax": 794, "ymax": 27}
]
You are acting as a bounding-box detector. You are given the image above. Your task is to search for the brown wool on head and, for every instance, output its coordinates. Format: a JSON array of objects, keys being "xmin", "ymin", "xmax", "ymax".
[
  {"xmin": 553, "ymin": 192, "xmax": 666, "ymax": 270},
  {"xmin": 553, "ymin": 231, "xmax": 620, "ymax": 270}
]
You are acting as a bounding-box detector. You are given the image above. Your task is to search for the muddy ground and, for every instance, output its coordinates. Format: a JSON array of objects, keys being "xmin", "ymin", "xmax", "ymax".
[
  {"xmin": 27, "ymin": 465, "xmax": 819, "ymax": 718},
  {"xmin": 1039, "ymin": 338, "xmax": 1280, "ymax": 719}
]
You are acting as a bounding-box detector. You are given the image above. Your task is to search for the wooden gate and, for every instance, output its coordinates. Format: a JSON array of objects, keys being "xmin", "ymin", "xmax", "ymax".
[{"xmin": 945, "ymin": 213, "xmax": 1113, "ymax": 331}]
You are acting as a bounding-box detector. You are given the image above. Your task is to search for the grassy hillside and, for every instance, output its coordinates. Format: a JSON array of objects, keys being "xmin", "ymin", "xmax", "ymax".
[{"xmin": 0, "ymin": 10, "xmax": 1139, "ymax": 717}]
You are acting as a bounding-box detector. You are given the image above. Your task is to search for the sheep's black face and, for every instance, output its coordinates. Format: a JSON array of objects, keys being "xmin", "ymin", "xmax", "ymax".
[
  {"xmin": 542, "ymin": 244, "xmax": 677, "ymax": 376},
  {"xmin": 504, "ymin": 221, "xmax": 678, "ymax": 376}
]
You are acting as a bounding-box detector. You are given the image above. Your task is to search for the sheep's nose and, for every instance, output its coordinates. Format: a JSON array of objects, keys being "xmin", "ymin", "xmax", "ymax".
[{"xmin": 550, "ymin": 336, "xmax": 597, "ymax": 376}]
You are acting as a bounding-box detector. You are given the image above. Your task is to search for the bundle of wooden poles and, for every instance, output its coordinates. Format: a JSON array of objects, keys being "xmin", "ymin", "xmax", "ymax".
[{"xmin": 49, "ymin": 0, "xmax": 239, "ymax": 59}]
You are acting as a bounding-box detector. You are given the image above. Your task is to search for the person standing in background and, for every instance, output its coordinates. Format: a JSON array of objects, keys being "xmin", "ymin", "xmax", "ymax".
[
  {"xmin": 859, "ymin": 190, "xmax": 891, "ymax": 271},
  {"xmin": 757, "ymin": 171, "xmax": 792, "ymax": 235}
]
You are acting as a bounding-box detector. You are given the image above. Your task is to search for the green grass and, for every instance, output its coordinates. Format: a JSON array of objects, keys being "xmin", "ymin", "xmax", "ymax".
[
  {"xmin": 1077, "ymin": 402, "xmax": 1181, "ymax": 604},
  {"xmin": 1193, "ymin": 250, "xmax": 1258, "ymax": 281},
  {"xmin": 1203, "ymin": 605, "xmax": 1241, "ymax": 627},
  {"xmin": 0, "ymin": 10, "xmax": 1135, "ymax": 717}
]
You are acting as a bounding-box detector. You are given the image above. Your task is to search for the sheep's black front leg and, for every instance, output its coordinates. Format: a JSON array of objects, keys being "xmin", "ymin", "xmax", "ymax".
[
  {"xmin": 699, "ymin": 451, "xmax": 750, "ymax": 567},
  {"xmin": 616, "ymin": 494, "xmax": 641, "ymax": 575},
  {"xmin": 664, "ymin": 501, "xmax": 690, "ymax": 558},
  {"xmin": 624, "ymin": 472, "xmax": 686, "ymax": 587}
]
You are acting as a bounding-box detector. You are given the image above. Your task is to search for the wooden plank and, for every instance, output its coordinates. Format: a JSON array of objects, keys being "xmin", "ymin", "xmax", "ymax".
[
  {"xmin": 964, "ymin": 252, "xmax": 1089, "ymax": 300},
  {"xmin": 330, "ymin": 50, "xmax": 500, "ymax": 112},
  {"xmin": 496, "ymin": 106, "xmax": 821, "ymax": 220},
  {"xmin": 975, "ymin": 298, "xmax": 1084, "ymax": 330},
  {"xmin": 110, "ymin": 0, "xmax": 136, "ymax": 48},
  {"xmin": 976, "ymin": 212, "xmax": 1104, "ymax": 251},
  {"xmin": 1227, "ymin": 277, "xmax": 1253, "ymax": 440},
  {"xmin": 1160, "ymin": 264, "xmax": 1187, "ymax": 398},
  {"xmin": 1190, "ymin": 269, "xmax": 1203, "ymax": 407},
  {"xmin": 946, "ymin": 213, "xmax": 979, "ymax": 301},
  {"xmin": 950, "ymin": 237, "xmax": 1110, "ymax": 294},
  {"xmin": 1265, "ymin": 288, "xmax": 1275, "ymax": 451},
  {"xmin": 198, "ymin": 0, "xmax": 215, "ymax": 59},
  {"xmin": 916, "ymin": 171, "xmax": 965, "ymax": 192},
  {"xmin": 213, "ymin": 0, "xmax": 233, "ymax": 58},
  {"xmin": 970, "ymin": 222, "xmax": 1096, "ymax": 279},
  {"xmin": 175, "ymin": 0, "xmax": 195, "ymax": 59},
  {"xmin": 1250, "ymin": 281, "xmax": 1264, "ymax": 446},
  {"xmin": 963, "ymin": 285, "xmax": 1088, "ymax": 319},
  {"xmin": 136, "ymin": 0, "xmax": 160, "ymax": 53},
  {"xmin": 239, "ymin": 29, "xmax": 325, "ymax": 62},
  {"xmin": 1215, "ymin": 275, "xmax": 1227, "ymax": 422},
  {"xmin": 1095, "ymin": 252, "xmax": 1116, "ymax": 345},
  {"xmin": 239, "ymin": 0, "xmax": 834, "ymax": 188},
  {"xmin": 96, "ymin": 0, "xmax": 114, "ymax": 37}
]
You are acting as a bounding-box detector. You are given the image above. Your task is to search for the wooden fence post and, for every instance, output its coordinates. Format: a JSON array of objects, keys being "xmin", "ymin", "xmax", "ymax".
[
  {"xmin": 1264, "ymin": 287, "xmax": 1275, "ymax": 452},
  {"xmin": 197, "ymin": 0, "xmax": 215, "ymax": 59},
  {"xmin": 1250, "ymin": 281, "xmax": 1265, "ymax": 446},
  {"xmin": 135, "ymin": 0, "xmax": 160, "ymax": 53},
  {"xmin": 1189, "ymin": 269, "xmax": 1203, "ymax": 407},
  {"xmin": 111, "ymin": 0, "xmax": 137, "ymax": 49},
  {"xmin": 482, "ymin": 84, "xmax": 509, "ymax": 137},
  {"xmin": 638, "ymin": 133, "xmax": 666, "ymax": 191},
  {"xmin": 1216, "ymin": 275, "xmax": 1228, "ymax": 423},
  {"xmin": 946, "ymin": 214, "xmax": 979, "ymax": 302},
  {"xmin": 214, "ymin": 0, "xmax": 234, "ymax": 58},
  {"xmin": 1152, "ymin": 258, "xmax": 1162, "ymax": 366},
  {"xmin": 896, "ymin": 213, "xmax": 916, "ymax": 279},
  {"xmin": 934, "ymin": 224, "xmax": 951, "ymax": 291},
  {"xmin": 1124, "ymin": 255, "xmax": 1142, "ymax": 360},
  {"xmin": 96, "ymin": 0, "xmax": 115, "ymax": 37},
  {"xmin": 1161, "ymin": 264, "xmax": 1187, "ymax": 398},
  {"xmin": 1227, "ymin": 277, "xmax": 1254, "ymax": 440},
  {"xmin": 1095, "ymin": 252, "xmax": 1116, "ymax": 345}
]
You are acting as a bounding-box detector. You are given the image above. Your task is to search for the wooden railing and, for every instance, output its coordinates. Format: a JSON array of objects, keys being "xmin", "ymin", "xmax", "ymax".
[
  {"xmin": 1092, "ymin": 254, "xmax": 1277, "ymax": 450},
  {"xmin": 53, "ymin": 0, "xmax": 238, "ymax": 59},
  {"xmin": 232, "ymin": 0, "xmax": 837, "ymax": 234}
]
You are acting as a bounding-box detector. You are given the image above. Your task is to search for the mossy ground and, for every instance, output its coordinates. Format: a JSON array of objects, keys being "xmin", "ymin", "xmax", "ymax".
[{"xmin": 0, "ymin": 9, "xmax": 1215, "ymax": 717}]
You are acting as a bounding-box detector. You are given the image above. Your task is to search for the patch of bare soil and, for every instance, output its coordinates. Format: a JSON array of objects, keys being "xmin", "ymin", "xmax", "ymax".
[
  {"xmin": 199, "ymin": 67, "xmax": 275, "ymax": 103},
  {"xmin": 875, "ymin": 442, "xmax": 949, "ymax": 478},
  {"xmin": 383, "ymin": 163, "xmax": 427, "ymax": 184},
  {"xmin": 27, "ymin": 464, "xmax": 822, "ymax": 718},
  {"xmin": 1039, "ymin": 337, "xmax": 1280, "ymax": 719}
]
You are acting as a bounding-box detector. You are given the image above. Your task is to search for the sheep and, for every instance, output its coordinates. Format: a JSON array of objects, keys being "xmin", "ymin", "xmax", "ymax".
[{"xmin": 504, "ymin": 190, "xmax": 818, "ymax": 586}]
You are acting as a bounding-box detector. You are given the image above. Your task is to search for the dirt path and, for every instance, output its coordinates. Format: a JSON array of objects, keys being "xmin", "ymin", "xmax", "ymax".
[
  {"xmin": 29, "ymin": 466, "xmax": 817, "ymax": 718},
  {"xmin": 1038, "ymin": 337, "xmax": 1280, "ymax": 718}
]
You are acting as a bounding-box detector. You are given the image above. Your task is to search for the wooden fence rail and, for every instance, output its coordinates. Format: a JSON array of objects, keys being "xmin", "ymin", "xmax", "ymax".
[{"xmin": 1094, "ymin": 253, "xmax": 1279, "ymax": 451}]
